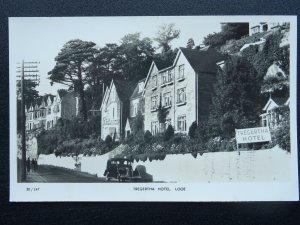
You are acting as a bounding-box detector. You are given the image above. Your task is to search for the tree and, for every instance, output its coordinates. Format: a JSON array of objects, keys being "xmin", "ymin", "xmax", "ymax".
[
  {"xmin": 154, "ymin": 24, "xmax": 180, "ymax": 68},
  {"xmin": 131, "ymin": 110, "xmax": 144, "ymax": 134},
  {"xmin": 144, "ymin": 130, "xmax": 152, "ymax": 143},
  {"xmin": 116, "ymin": 33, "xmax": 154, "ymax": 81},
  {"xmin": 188, "ymin": 121, "xmax": 197, "ymax": 138},
  {"xmin": 273, "ymin": 106, "xmax": 290, "ymax": 152},
  {"xmin": 48, "ymin": 39, "xmax": 98, "ymax": 121},
  {"xmin": 17, "ymin": 79, "xmax": 39, "ymax": 107},
  {"xmin": 203, "ymin": 23, "xmax": 249, "ymax": 48},
  {"xmin": 105, "ymin": 135, "xmax": 113, "ymax": 146},
  {"xmin": 57, "ymin": 89, "xmax": 68, "ymax": 98},
  {"xmin": 186, "ymin": 38, "xmax": 195, "ymax": 49},
  {"xmin": 17, "ymin": 80, "xmax": 39, "ymax": 132},
  {"xmin": 241, "ymin": 32, "xmax": 290, "ymax": 94},
  {"xmin": 157, "ymin": 95, "xmax": 169, "ymax": 133},
  {"xmin": 154, "ymin": 23, "xmax": 180, "ymax": 53},
  {"xmin": 164, "ymin": 125, "xmax": 174, "ymax": 141},
  {"xmin": 208, "ymin": 56, "xmax": 262, "ymax": 138}
]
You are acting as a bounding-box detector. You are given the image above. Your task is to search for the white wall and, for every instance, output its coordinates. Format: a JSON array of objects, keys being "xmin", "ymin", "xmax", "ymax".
[{"xmin": 38, "ymin": 146, "xmax": 290, "ymax": 183}]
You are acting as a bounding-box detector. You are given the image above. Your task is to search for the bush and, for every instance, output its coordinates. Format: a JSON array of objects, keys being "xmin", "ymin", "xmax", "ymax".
[
  {"xmin": 188, "ymin": 121, "xmax": 197, "ymax": 138},
  {"xmin": 105, "ymin": 135, "xmax": 113, "ymax": 147},
  {"xmin": 274, "ymin": 122, "xmax": 290, "ymax": 152},
  {"xmin": 144, "ymin": 130, "xmax": 152, "ymax": 143},
  {"xmin": 191, "ymin": 152, "xmax": 197, "ymax": 158},
  {"xmin": 164, "ymin": 125, "xmax": 174, "ymax": 141}
]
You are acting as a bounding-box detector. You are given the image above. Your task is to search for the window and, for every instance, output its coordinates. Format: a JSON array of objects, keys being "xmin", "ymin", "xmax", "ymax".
[
  {"xmin": 177, "ymin": 88, "xmax": 186, "ymax": 104},
  {"xmin": 167, "ymin": 69, "xmax": 174, "ymax": 83},
  {"xmin": 162, "ymin": 71, "xmax": 167, "ymax": 84},
  {"xmin": 161, "ymin": 70, "xmax": 174, "ymax": 85},
  {"xmin": 178, "ymin": 65, "xmax": 184, "ymax": 79},
  {"xmin": 262, "ymin": 24, "xmax": 268, "ymax": 32},
  {"xmin": 152, "ymin": 75, "xmax": 157, "ymax": 87},
  {"xmin": 251, "ymin": 26, "xmax": 260, "ymax": 34},
  {"xmin": 151, "ymin": 121, "xmax": 159, "ymax": 135},
  {"xmin": 48, "ymin": 108, "xmax": 51, "ymax": 115},
  {"xmin": 151, "ymin": 96, "xmax": 158, "ymax": 110},
  {"xmin": 163, "ymin": 92, "xmax": 172, "ymax": 107},
  {"xmin": 177, "ymin": 115, "xmax": 186, "ymax": 132},
  {"xmin": 262, "ymin": 115, "xmax": 267, "ymax": 127},
  {"xmin": 133, "ymin": 102, "xmax": 138, "ymax": 116}
]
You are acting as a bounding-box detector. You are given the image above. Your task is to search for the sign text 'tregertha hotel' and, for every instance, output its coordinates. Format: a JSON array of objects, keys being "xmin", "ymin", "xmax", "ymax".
[{"xmin": 235, "ymin": 127, "xmax": 272, "ymax": 144}]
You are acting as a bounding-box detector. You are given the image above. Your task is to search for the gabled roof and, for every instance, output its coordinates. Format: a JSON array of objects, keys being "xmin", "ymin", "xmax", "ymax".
[
  {"xmin": 114, "ymin": 79, "xmax": 136, "ymax": 103},
  {"xmin": 272, "ymin": 96, "xmax": 289, "ymax": 106},
  {"xmin": 130, "ymin": 78, "xmax": 146, "ymax": 100},
  {"xmin": 262, "ymin": 96, "xmax": 289, "ymax": 111},
  {"xmin": 100, "ymin": 79, "xmax": 136, "ymax": 111},
  {"xmin": 142, "ymin": 46, "xmax": 225, "ymax": 93},
  {"xmin": 178, "ymin": 47, "xmax": 225, "ymax": 74},
  {"xmin": 153, "ymin": 60, "xmax": 173, "ymax": 71}
]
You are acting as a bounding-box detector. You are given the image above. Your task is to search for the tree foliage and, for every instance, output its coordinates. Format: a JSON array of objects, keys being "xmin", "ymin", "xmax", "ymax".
[
  {"xmin": 157, "ymin": 95, "xmax": 169, "ymax": 132},
  {"xmin": 153, "ymin": 24, "xmax": 180, "ymax": 68},
  {"xmin": 188, "ymin": 121, "xmax": 197, "ymax": 139},
  {"xmin": 116, "ymin": 33, "xmax": 154, "ymax": 81},
  {"xmin": 203, "ymin": 23, "xmax": 249, "ymax": 48},
  {"xmin": 208, "ymin": 56, "xmax": 262, "ymax": 138},
  {"xmin": 48, "ymin": 39, "xmax": 98, "ymax": 121},
  {"xmin": 17, "ymin": 79, "xmax": 39, "ymax": 106},
  {"xmin": 17, "ymin": 80, "xmax": 39, "ymax": 132},
  {"xmin": 241, "ymin": 32, "xmax": 290, "ymax": 94},
  {"xmin": 131, "ymin": 110, "xmax": 144, "ymax": 134},
  {"xmin": 164, "ymin": 125, "xmax": 174, "ymax": 141},
  {"xmin": 273, "ymin": 106, "xmax": 290, "ymax": 152},
  {"xmin": 154, "ymin": 23, "xmax": 180, "ymax": 53}
]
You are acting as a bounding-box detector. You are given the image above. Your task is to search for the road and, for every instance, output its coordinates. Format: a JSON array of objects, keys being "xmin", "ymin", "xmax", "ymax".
[{"xmin": 25, "ymin": 165, "xmax": 106, "ymax": 183}]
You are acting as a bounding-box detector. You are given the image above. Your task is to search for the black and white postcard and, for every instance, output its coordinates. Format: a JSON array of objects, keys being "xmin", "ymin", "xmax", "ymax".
[{"xmin": 9, "ymin": 16, "xmax": 298, "ymax": 201}]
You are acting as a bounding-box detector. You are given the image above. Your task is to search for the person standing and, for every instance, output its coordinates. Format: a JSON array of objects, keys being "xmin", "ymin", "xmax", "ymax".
[{"xmin": 26, "ymin": 157, "xmax": 30, "ymax": 172}]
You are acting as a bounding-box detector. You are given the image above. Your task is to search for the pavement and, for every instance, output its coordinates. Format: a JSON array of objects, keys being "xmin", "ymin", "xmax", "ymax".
[{"xmin": 25, "ymin": 165, "xmax": 106, "ymax": 183}]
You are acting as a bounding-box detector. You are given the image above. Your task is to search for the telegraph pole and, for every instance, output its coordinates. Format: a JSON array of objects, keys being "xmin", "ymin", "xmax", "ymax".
[{"xmin": 17, "ymin": 61, "xmax": 40, "ymax": 181}]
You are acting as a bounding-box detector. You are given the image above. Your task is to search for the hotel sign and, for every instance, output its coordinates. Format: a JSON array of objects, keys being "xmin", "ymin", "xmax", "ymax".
[{"xmin": 235, "ymin": 127, "xmax": 271, "ymax": 144}]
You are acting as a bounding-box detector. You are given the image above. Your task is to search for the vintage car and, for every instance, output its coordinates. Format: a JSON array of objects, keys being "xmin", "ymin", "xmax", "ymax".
[{"xmin": 104, "ymin": 158, "xmax": 153, "ymax": 182}]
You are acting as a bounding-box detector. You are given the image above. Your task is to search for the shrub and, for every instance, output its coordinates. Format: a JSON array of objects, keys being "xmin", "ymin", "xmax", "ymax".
[
  {"xmin": 105, "ymin": 135, "xmax": 113, "ymax": 147},
  {"xmin": 158, "ymin": 153, "xmax": 166, "ymax": 160},
  {"xmin": 144, "ymin": 130, "xmax": 152, "ymax": 143},
  {"xmin": 274, "ymin": 122, "xmax": 290, "ymax": 152},
  {"xmin": 191, "ymin": 152, "xmax": 197, "ymax": 158},
  {"xmin": 164, "ymin": 125, "xmax": 174, "ymax": 141},
  {"xmin": 139, "ymin": 154, "xmax": 148, "ymax": 162},
  {"xmin": 188, "ymin": 121, "xmax": 197, "ymax": 138}
]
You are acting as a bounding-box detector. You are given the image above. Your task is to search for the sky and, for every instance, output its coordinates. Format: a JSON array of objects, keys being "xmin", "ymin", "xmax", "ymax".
[{"xmin": 9, "ymin": 16, "xmax": 225, "ymax": 95}]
